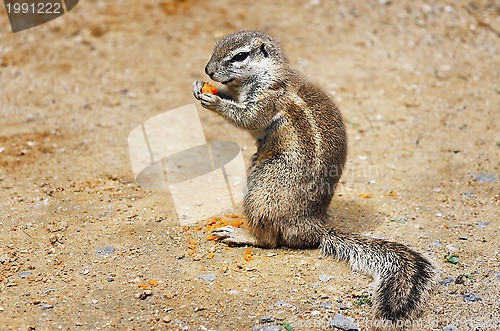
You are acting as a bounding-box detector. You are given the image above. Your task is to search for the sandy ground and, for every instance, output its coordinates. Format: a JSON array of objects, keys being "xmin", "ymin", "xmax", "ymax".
[{"xmin": 0, "ymin": 0, "xmax": 499, "ymax": 330}]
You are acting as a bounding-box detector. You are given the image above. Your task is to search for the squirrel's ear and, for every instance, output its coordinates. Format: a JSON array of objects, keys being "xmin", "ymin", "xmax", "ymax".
[{"xmin": 260, "ymin": 44, "xmax": 269, "ymax": 58}]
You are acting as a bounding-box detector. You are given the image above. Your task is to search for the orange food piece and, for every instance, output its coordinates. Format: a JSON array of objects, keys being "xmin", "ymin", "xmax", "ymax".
[
  {"xmin": 386, "ymin": 191, "xmax": 398, "ymax": 197},
  {"xmin": 201, "ymin": 82, "xmax": 218, "ymax": 95},
  {"xmin": 187, "ymin": 250, "xmax": 196, "ymax": 255},
  {"xmin": 231, "ymin": 220, "xmax": 245, "ymax": 227},
  {"xmin": 206, "ymin": 235, "xmax": 218, "ymax": 241},
  {"xmin": 244, "ymin": 247, "xmax": 253, "ymax": 262},
  {"xmin": 137, "ymin": 283, "xmax": 149, "ymax": 289},
  {"xmin": 149, "ymin": 279, "xmax": 159, "ymax": 287},
  {"xmin": 188, "ymin": 239, "xmax": 198, "ymax": 245},
  {"xmin": 206, "ymin": 217, "xmax": 220, "ymax": 226},
  {"xmin": 207, "ymin": 252, "xmax": 215, "ymax": 259},
  {"xmin": 359, "ymin": 193, "xmax": 373, "ymax": 198}
]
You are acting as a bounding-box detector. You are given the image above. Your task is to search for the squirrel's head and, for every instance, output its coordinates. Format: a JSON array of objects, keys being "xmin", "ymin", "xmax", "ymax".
[{"xmin": 205, "ymin": 31, "xmax": 287, "ymax": 87}]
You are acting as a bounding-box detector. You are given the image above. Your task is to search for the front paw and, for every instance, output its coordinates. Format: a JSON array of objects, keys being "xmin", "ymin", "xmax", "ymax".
[
  {"xmin": 198, "ymin": 92, "xmax": 221, "ymax": 111},
  {"xmin": 192, "ymin": 80, "xmax": 221, "ymax": 110}
]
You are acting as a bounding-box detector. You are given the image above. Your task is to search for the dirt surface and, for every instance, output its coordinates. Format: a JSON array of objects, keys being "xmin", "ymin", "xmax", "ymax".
[{"xmin": 0, "ymin": 1, "xmax": 499, "ymax": 330}]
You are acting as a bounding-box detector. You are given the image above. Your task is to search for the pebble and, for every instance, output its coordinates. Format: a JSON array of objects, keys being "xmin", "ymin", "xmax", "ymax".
[
  {"xmin": 253, "ymin": 325, "xmax": 280, "ymax": 331},
  {"xmin": 462, "ymin": 293, "xmax": 482, "ymax": 302},
  {"xmin": 274, "ymin": 300, "xmax": 292, "ymax": 307},
  {"xmin": 198, "ymin": 273, "xmax": 215, "ymax": 282},
  {"xmin": 259, "ymin": 316, "xmax": 274, "ymax": 323},
  {"xmin": 443, "ymin": 325, "xmax": 460, "ymax": 331},
  {"xmin": 39, "ymin": 304, "xmax": 54, "ymax": 310},
  {"xmin": 432, "ymin": 241, "xmax": 443, "ymax": 247},
  {"xmin": 15, "ymin": 271, "xmax": 32, "ymax": 278},
  {"xmin": 391, "ymin": 217, "xmax": 408, "ymax": 225},
  {"xmin": 173, "ymin": 320, "xmax": 190, "ymax": 329},
  {"xmin": 476, "ymin": 221, "xmax": 489, "ymax": 229},
  {"xmin": 495, "ymin": 272, "xmax": 500, "ymax": 280},
  {"xmin": 319, "ymin": 302, "xmax": 333, "ymax": 309},
  {"xmin": 459, "ymin": 235, "xmax": 468, "ymax": 240},
  {"xmin": 162, "ymin": 315, "xmax": 172, "ymax": 323},
  {"xmin": 107, "ymin": 277, "xmax": 114, "ymax": 282},
  {"xmin": 473, "ymin": 174, "xmax": 499, "ymax": 183},
  {"xmin": 328, "ymin": 313, "xmax": 359, "ymax": 330},
  {"xmin": 96, "ymin": 246, "xmax": 116, "ymax": 257},
  {"xmin": 440, "ymin": 278, "xmax": 455, "ymax": 286},
  {"xmin": 137, "ymin": 290, "xmax": 153, "ymax": 300},
  {"xmin": 462, "ymin": 192, "xmax": 474, "ymax": 198},
  {"xmin": 319, "ymin": 274, "xmax": 333, "ymax": 282}
]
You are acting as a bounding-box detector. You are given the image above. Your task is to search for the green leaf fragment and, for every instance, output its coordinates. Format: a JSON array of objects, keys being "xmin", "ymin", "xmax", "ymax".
[
  {"xmin": 445, "ymin": 255, "xmax": 459, "ymax": 264},
  {"xmin": 278, "ymin": 321, "xmax": 294, "ymax": 331}
]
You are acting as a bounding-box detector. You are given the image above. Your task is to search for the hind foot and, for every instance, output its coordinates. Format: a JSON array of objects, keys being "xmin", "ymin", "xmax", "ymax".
[{"xmin": 211, "ymin": 226, "xmax": 258, "ymax": 246}]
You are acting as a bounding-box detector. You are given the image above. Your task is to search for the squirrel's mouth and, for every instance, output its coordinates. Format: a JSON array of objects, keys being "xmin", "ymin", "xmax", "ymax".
[{"xmin": 221, "ymin": 78, "xmax": 235, "ymax": 85}]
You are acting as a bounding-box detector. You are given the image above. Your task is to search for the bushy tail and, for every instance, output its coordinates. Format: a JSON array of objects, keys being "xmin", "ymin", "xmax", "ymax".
[{"xmin": 320, "ymin": 228, "xmax": 437, "ymax": 327}]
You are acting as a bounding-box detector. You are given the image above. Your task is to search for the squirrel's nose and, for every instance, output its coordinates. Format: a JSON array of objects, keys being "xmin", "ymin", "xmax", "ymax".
[{"xmin": 205, "ymin": 65, "xmax": 215, "ymax": 80}]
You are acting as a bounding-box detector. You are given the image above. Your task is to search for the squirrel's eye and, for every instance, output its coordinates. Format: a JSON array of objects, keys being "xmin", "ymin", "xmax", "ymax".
[{"xmin": 230, "ymin": 52, "xmax": 250, "ymax": 63}]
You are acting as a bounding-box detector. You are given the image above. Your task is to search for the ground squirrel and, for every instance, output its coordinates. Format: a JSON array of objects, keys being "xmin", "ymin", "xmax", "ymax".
[{"xmin": 193, "ymin": 31, "xmax": 437, "ymax": 328}]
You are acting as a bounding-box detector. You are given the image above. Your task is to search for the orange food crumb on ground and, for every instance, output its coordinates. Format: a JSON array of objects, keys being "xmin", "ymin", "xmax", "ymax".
[
  {"xmin": 187, "ymin": 250, "xmax": 196, "ymax": 255},
  {"xmin": 231, "ymin": 220, "xmax": 245, "ymax": 227},
  {"xmin": 244, "ymin": 247, "xmax": 253, "ymax": 262},
  {"xmin": 201, "ymin": 82, "xmax": 218, "ymax": 95},
  {"xmin": 205, "ymin": 216, "xmax": 247, "ymax": 233},
  {"xmin": 207, "ymin": 252, "xmax": 215, "ymax": 259},
  {"xmin": 386, "ymin": 191, "xmax": 399, "ymax": 197},
  {"xmin": 137, "ymin": 280, "xmax": 159, "ymax": 289},
  {"xmin": 206, "ymin": 235, "xmax": 218, "ymax": 241},
  {"xmin": 359, "ymin": 193, "xmax": 373, "ymax": 198}
]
